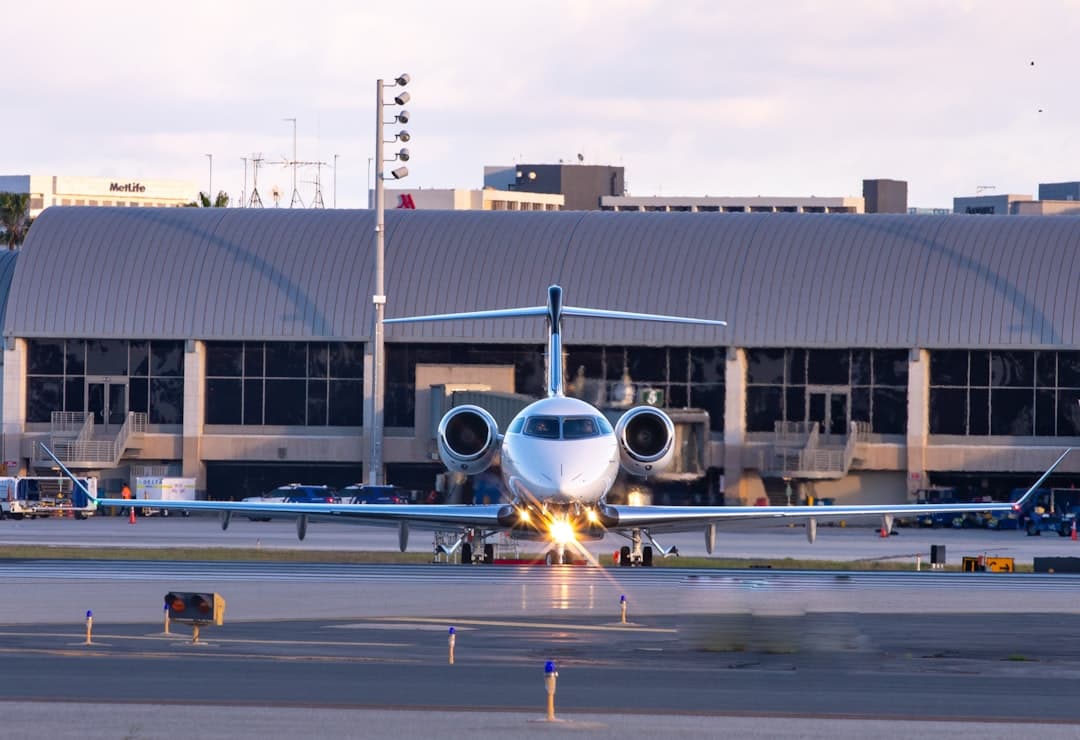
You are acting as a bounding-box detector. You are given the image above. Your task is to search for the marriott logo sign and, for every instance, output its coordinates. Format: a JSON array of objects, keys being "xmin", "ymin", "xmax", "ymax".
[{"xmin": 109, "ymin": 182, "xmax": 147, "ymax": 193}]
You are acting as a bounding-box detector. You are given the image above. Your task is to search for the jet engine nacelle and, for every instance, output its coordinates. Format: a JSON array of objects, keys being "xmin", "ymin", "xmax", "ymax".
[
  {"xmin": 437, "ymin": 404, "xmax": 500, "ymax": 475},
  {"xmin": 614, "ymin": 405, "xmax": 675, "ymax": 477}
]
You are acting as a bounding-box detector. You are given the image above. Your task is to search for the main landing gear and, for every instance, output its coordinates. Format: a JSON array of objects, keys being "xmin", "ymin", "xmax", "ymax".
[
  {"xmin": 616, "ymin": 528, "xmax": 677, "ymax": 567},
  {"xmin": 434, "ymin": 529, "xmax": 498, "ymax": 564},
  {"xmin": 460, "ymin": 541, "xmax": 496, "ymax": 565}
]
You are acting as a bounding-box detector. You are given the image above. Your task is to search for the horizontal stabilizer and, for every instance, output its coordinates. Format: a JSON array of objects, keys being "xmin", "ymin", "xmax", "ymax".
[
  {"xmin": 386, "ymin": 305, "xmax": 725, "ymax": 327},
  {"xmin": 385, "ymin": 306, "xmax": 548, "ymax": 324},
  {"xmin": 561, "ymin": 306, "xmax": 726, "ymax": 327}
]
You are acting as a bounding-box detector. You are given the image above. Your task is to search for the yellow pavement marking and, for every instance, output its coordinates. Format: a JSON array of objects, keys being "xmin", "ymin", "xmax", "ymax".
[{"xmin": 371, "ymin": 617, "xmax": 676, "ymax": 634}]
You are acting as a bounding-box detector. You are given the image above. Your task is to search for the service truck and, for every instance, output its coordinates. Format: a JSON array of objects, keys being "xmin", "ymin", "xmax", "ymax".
[
  {"xmin": 135, "ymin": 476, "xmax": 196, "ymax": 516},
  {"xmin": 0, "ymin": 476, "xmax": 97, "ymax": 519}
]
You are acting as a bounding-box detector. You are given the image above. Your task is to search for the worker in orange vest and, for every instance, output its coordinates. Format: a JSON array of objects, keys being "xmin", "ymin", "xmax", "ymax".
[{"xmin": 121, "ymin": 484, "xmax": 132, "ymax": 516}]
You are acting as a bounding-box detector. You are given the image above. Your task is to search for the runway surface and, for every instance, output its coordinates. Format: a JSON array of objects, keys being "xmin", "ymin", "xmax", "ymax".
[
  {"xmin": 5, "ymin": 519, "xmax": 1080, "ymax": 738},
  {"xmin": 6, "ymin": 513, "xmax": 1080, "ymax": 565}
]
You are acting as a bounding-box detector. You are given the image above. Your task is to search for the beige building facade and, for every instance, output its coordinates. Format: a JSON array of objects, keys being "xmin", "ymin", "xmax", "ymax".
[{"xmin": 0, "ymin": 175, "xmax": 198, "ymax": 217}]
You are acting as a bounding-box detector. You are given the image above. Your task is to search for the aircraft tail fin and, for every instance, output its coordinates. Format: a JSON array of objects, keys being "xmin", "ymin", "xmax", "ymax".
[{"xmin": 385, "ymin": 285, "xmax": 725, "ymax": 397}]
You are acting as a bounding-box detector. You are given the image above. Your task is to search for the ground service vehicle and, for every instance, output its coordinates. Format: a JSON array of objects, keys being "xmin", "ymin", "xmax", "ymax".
[
  {"xmin": 341, "ymin": 484, "xmax": 409, "ymax": 505},
  {"xmin": 135, "ymin": 476, "xmax": 195, "ymax": 517},
  {"xmin": 243, "ymin": 484, "xmax": 339, "ymax": 520},
  {"xmin": 0, "ymin": 476, "xmax": 97, "ymax": 519},
  {"xmin": 1024, "ymin": 488, "xmax": 1080, "ymax": 536}
]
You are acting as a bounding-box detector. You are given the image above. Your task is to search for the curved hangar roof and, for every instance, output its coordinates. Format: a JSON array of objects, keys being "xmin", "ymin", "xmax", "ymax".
[{"xmin": 8, "ymin": 206, "xmax": 1080, "ymax": 348}]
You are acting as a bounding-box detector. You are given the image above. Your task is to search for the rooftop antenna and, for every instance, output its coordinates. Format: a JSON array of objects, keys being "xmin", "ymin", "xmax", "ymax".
[
  {"xmin": 248, "ymin": 154, "xmax": 265, "ymax": 208},
  {"xmin": 271, "ymin": 185, "xmax": 282, "ymax": 208},
  {"xmin": 307, "ymin": 162, "xmax": 326, "ymax": 209},
  {"xmin": 284, "ymin": 117, "xmax": 303, "ymax": 208},
  {"xmin": 976, "ymin": 185, "xmax": 996, "ymax": 195}
]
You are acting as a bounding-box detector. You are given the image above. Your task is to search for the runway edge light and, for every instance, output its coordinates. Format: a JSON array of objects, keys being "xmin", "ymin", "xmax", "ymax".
[{"xmin": 544, "ymin": 660, "xmax": 558, "ymax": 722}]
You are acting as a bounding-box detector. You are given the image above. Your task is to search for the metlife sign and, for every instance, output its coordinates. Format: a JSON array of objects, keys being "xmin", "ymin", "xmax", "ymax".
[
  {"xmin": 53, "ymin": 176, "xmax": 196, "ymax": 201},
  {"xmin": 109, "ymin": 182, "xmax": 147, "ymax": 193}
]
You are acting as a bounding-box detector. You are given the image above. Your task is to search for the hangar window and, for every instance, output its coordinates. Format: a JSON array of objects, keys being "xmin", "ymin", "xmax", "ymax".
[
  {"xmin": 205, "ymin": 341, "xmax": 363, "ymax": 427},
  {"xmin": 929, "ymin": 349, "xmax": 1080, "ymax": 437},
  {"xmin": 384, "ymin": 344, "xmax": 725, "ymax": 435},
  {"xmin": 385, "ymin": 343, "xmax": 546, "ymax": 428},
  {"xmin": 745, "ymin": 348, "xmax": 907, "ymax": 435},
  {"xmin": 26, "ymin": 339, "xmax": 185, "ymax": 426},
  {"xmin": 567, "ymin": 346, "xmax": 725, "ymax": 434}
]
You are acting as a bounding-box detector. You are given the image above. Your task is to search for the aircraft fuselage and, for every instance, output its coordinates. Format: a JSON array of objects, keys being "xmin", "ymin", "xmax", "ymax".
[{"xmin": 500, "ymin": 396, "xmax": 619, "ymax": 507}]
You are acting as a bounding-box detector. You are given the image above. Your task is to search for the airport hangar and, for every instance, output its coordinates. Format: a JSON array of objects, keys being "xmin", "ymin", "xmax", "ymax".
[{"xmin": 3, "ymin": 205, "xmax": 1080, "ymax": 505}]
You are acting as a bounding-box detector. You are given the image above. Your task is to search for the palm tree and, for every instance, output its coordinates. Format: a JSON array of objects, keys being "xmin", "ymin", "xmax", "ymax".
[
  {"xmin": 0, "ymin": 192, "xmax": 31, "ymax": 250},
  {"xmin": 184, "ymin": 190, "xmax": 230, "ymax": 208}
]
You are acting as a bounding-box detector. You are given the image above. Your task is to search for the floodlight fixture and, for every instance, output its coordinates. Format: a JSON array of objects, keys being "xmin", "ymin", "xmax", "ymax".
[
  {"xmin": 396, "ymin": 110, "xmax": 410, "ymax": 124},
  {"xmin": 397, "ymin": 148, "xmax": 410, "ymax": 162},
  {"xmin": 395, "ymin": 73, "xmax": 411, "ymax": 86},
  {"xmin": 397, "ymin": 130, "xmax": 410, "ymax": 142},
  {"xmin": 391, "ymin": 166, "xmax": 409, "ymax": 179}
]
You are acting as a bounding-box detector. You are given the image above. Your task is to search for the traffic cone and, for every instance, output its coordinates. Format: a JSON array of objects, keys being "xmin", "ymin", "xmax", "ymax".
[
  {"xmin": 1071, "ymin": 518, "xmax": 1077, "ymax": 542},
  {"xmin": 128, "ymin": 506, "xmax": 136, "ymax": 525},
  {"xmin": 879, "ymin": 526, "xmax": 888, "ymax": 538}
]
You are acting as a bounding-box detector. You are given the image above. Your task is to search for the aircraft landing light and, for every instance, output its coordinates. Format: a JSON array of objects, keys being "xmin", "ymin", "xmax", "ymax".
[
  {"xmin": 585, "ymin": 508, "xmax": 600, "ymax": 524},
  {"xmin": 549, "ymin": 519, "xmax": 576, "ymax": 545}
]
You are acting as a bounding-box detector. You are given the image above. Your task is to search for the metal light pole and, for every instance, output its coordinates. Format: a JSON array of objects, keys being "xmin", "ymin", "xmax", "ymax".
[
  {"xmin": 369, "ymin": 73, "xmax": 411, "ymax": 485},
  {"xmin": 333, "ymin": 154, "xmax": 339, "ymax": 209}
]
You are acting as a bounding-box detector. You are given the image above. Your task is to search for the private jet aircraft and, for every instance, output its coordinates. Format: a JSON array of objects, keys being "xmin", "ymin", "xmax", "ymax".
[{"xmin": 42, "ymin": 286, "xmax": 1072, "ymax": 565}]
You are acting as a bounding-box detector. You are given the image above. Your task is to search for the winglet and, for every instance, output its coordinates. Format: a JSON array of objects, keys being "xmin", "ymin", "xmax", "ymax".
[
  {"xmin": 39, "ymin": 443, "xmax": 98, "ymax": 505},
  {"xmin": 1012, "ymin": 448, "xmax": 1073, "ymax": 511}
]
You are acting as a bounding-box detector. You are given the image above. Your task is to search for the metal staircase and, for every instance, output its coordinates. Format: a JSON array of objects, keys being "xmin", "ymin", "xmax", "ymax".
[
  {"xmin": 35, "ymin": 411, "xmax": 147, "ymax": 468},
  {"xmin": 757, "ymin": 420, "xmax": 868, "ymax": 480}
]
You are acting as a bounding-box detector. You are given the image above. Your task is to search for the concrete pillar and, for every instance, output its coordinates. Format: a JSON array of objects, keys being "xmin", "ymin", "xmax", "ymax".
[
  {"xmin": 2, "ymin": 339, "xmax": 26, "ymax": 473},
  {"xmin": 182, "ymin": 340, "xmax": 206, "ymax": 492},
  {"xmin": 905, "ymin": 348, "xmax": 929, "ymax": 498},
  {"xmin": 723, "ymin": 347, "xmax": 749, "ymax": 505}
]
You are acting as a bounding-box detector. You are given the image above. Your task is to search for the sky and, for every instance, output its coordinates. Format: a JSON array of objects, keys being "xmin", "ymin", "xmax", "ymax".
[{"xmin": 7, "ymin": 0, "xmax": 1079, "ymax": 209}]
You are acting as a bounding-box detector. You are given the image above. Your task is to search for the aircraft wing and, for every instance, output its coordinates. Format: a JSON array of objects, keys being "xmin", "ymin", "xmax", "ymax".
[
  {"xmin": 40, "ymin": 443, "xmax": 507, "ymax": 531},
  {"xmin": 88, "ymin": 496, "xmax": 509, "ymax": 531},
  {"xmin": 607, "ymin": 500, "xmax": 1022, "ymax": 534},
  {"xmin": 610, "ymin": 446, "xmax": 1073, "ymax": 533}
]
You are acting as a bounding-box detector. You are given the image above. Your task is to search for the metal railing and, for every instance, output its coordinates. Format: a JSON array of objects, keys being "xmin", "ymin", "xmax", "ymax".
[
  {"xmin": 759, "ymin": 420, "xmax": 869, "ymax": 479},
  {"xmin": 113, "ymin": 412, "xmax": 147, "ymax": 459},
  {"xmin": 50, "ymin": 411, "xmax": 88, "ymax": 435},
  {"xmin": 773, "ymin": 421, "xmax": 819, "ymax": 446},
  {"xmin": 44, "ymin": 412, "xmax": 147, "ymax": 466}
]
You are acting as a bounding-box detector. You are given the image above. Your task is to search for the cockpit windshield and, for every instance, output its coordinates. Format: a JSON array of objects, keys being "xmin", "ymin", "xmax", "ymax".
[
  {"xmin": 522, "ymin": 415, "xmax": 610, "ymax": 440},
  {"xmin": 524, "ymin": 416, "xmax": 560, "ymax": 439},
  {"xmin": 562, "ymin": 416, "xmax": 599, "ymax": 439}
]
